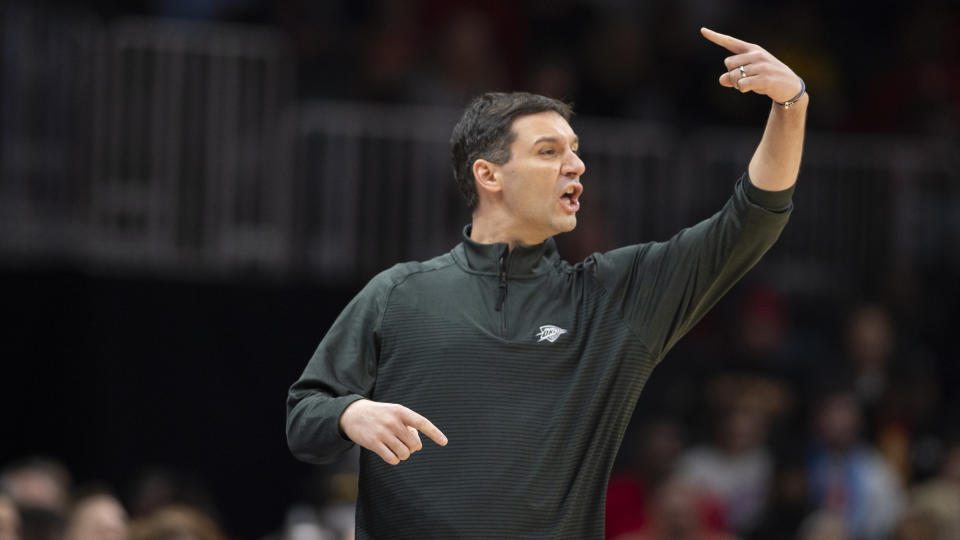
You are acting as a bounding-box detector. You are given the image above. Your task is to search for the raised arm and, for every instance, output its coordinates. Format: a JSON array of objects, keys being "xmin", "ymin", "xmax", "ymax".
[
  {"xmin": 591, "ymin": 30, "xmax": 805, "ymax": 359},
  {"xmin": 701, "ymin": 27, "xmax": 808, "ymax": 192}
]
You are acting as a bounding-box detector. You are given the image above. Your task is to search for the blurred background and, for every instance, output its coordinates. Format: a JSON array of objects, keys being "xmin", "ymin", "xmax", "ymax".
[{"xmin": 0, "ymin": 0, "xmax": 958, "ymax": 539}]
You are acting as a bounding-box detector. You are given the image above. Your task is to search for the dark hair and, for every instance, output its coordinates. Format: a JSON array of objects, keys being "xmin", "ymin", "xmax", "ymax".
[{"xmin": 450, "ymin": 92, "xmax": 573, "ymax": 211}]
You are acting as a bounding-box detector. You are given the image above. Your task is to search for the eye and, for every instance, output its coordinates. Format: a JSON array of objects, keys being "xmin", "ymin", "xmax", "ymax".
[{"xmin": 539, "ymin": 148, "xmax": 556, "ymax": 156}]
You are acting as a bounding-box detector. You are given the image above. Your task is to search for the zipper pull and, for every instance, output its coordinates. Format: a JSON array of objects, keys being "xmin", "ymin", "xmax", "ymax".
[{"xmin": 495, "ymin": 251, "xmax": 508, "ymax": 311}]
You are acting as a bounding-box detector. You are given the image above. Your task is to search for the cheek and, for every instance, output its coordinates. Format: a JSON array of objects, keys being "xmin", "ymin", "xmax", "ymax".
[{"xmin": 502, "ymin": 164, "xmax": 557, "ymax": 204}]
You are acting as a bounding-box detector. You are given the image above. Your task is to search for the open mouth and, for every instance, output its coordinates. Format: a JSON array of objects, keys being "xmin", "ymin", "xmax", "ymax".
[{"xmin": 560, "ymin": 183, "xmax": 583, "ymax": 212}]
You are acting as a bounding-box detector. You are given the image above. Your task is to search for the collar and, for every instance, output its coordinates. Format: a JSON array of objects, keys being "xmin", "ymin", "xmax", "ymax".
[{"xmin": 456, "ymin": 225, "xmax": 559, "ymax": 277}]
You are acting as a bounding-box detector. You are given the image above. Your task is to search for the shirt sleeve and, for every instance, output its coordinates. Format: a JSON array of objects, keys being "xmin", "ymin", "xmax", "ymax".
[
  {"xmin": 592, "ymin": 173, "xmax": 794, "ymax": 360},
  {"xmin": 285, "ymin": 272, "xmax": 392, "ymax": 464}
]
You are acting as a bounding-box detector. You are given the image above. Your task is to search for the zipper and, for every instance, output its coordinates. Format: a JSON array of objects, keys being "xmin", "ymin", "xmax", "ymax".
[{"xmin": 495, "ymin": 247, "xmax": 508, "ymax": 334}]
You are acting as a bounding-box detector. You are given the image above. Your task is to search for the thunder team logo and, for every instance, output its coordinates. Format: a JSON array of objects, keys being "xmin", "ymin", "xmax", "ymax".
[{"xmin": 535, "ymin": 325, "xmax": 568, "ymax": 343}]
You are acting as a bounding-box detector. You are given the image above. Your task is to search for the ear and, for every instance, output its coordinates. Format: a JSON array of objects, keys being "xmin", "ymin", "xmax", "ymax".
[{"xmin": 472, "ymin": 158, "xmax": 502, "ymax": 195}]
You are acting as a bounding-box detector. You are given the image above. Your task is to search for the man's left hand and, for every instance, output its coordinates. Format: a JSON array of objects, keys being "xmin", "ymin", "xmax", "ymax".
[{"xmin": 701, "ymin": 27, "xmax": 803, "ymax": 104}]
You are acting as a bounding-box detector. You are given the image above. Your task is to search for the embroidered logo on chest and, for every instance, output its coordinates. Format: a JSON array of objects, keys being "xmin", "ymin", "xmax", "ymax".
[{"xmin": 535, "ymin": 325, "xmax": 568, "ymax": 343}]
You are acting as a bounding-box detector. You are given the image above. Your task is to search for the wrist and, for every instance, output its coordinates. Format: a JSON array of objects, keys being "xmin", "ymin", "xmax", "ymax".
[
  {"xmin": 775, "ymin": 77, "xmax": 806, "ymax": 109},
  {"xmin": 338, "ymin": 397, "xmax": 368, "ymax": 438},
  {"xmin": 773, "ymin": 90, "xmax": 809, "ymax": 114}
]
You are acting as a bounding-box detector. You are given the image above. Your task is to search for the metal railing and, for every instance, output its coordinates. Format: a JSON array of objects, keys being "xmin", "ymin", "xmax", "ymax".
[
  {"xmin": 0, "ymin": 4, "xmax": 101, "ymax": 256},
  {"xmin": 285, "ymin": 104, "xmax": 959, "ymax": 288},
  {"xmin": 280, "ymin": 102, "xmax": 464, "ymax": 278},
  {"xmin": 89, "ymin": 18, "xmax": 295, "ymax": 272},
  {"xmin": 1, "ymin": 4, "xmax": 957, "ymax": 285},
  {"xmin": 0, "ymin": 5, "xmax": 295, "ymax": 274}
]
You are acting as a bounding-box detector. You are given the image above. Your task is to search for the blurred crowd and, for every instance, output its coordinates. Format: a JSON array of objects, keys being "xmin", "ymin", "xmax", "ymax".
[
  {"xmin": 0, "ymin": 460, "xmax": 230, "ymax": 540},
  {"xmin": 72, "ymin": 0, "xmax": 960, "ymax": 135},
  {"xmin": 0, "ymin": 455, "xmax": 360, "ymax": 540},
  {"xmin": 4, "ymin": 286, "xmax": 958, "ymax": 540},
  {"xmin": 603, "ymin": 285, "xmax": 959, "ymax": 540}
]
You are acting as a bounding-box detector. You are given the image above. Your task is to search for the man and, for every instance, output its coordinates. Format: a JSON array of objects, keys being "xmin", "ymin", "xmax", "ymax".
[{"xmin": 287, "ymin": 27, "xmax": 807, "ymax": 539}]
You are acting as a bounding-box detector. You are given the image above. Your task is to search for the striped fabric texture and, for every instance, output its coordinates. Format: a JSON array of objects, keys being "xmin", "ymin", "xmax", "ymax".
[{"xmin": 287, "ymin": 174, "xmax": 793, "ymax": 539}]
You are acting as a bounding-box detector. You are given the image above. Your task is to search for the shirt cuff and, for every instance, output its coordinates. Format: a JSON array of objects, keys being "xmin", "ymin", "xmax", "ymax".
[
  {"xmin": 742, "ymin": 172, "xmax": 795, "ymax": 212},
  {"xmin": 335, "ymin": 393, "xmax": 368, "ymax": 441}
]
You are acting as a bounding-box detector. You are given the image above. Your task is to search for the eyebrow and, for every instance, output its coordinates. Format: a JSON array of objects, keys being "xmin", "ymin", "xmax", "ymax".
[{"xmin": 532, "ymin": 135, "xmax": 579, "ymax": 147}]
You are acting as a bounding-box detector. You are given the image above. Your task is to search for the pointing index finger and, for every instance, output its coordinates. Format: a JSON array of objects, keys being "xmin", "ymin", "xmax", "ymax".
[
  {"xmin": 700, "ymin": 27, "xmax": 751, "ymax": 54},
  {"xmin": 404, "ymin": 410, "xmax": 448, "ymax": 447}
]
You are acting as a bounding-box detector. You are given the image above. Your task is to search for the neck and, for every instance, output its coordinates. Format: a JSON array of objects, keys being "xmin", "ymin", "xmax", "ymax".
[{"xmin": 470, "ymin": 207, "xmax": 548, "ymax": 249}]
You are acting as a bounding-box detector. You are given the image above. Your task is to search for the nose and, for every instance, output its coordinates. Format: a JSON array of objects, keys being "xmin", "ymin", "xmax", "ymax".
[{"xmin": 562, "ymin": 150, "xmax": 585, "ymax": 178}]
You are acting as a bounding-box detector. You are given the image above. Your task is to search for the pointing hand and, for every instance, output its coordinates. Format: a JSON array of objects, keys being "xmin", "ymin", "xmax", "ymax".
[
  {"xmin": 701, "ymin": 27, "xmax": 805, "ymax": 106},
  {"xmin": 339, "ymin": 399, "xmax": 448, "ymax": 465}
]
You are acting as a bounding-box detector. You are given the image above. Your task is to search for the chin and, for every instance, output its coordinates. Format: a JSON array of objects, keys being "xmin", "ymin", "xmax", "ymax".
[{"xmin": 555, "ymin": 216, "xmax": 578, "ymax": 234}]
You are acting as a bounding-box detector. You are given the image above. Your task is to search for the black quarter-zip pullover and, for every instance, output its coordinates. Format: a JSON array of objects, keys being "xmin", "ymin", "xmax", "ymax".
[{"xmin": 287, "ymin": 174, "xmax": 794, "ymax": 539}]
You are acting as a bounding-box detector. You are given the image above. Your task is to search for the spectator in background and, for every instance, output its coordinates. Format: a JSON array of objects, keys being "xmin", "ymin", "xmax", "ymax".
[
  {"xmin": 842, "ymin": 303, "xmax": 928, "ymax": 485},
  {"xmin": 64, "ymin": 491, "xmax": 127, "ymax": 540},
  {"xmin": 605, "ymin": 418, "xmax": 683, "ymax": 538},
  {"xmin": 358, "ymin": 0, "xmax": 424, "ymax": 101},
  {"xmin": 719, "ymin": 284, "xmax": 829, "ymax": 399},
  {"xmin": 807, "ymin": 388, "xmax": 904, "ymax": 540},
  {"xmin": 845, "ymin": 304, "xmax": 895, "ymax": 414},
  {"xmin": 127, "ymin": 505, "xmax": 224, "ymax": 540},
  {"xmin": 729, "ymin": 286, "xmax": 792, "ymax": 375},
  {"xmin": 797, "ymin": 511, "xmax": 851, "ymax": 540},
  {"xmin": 623, "ymin": 476, "xmax": 734, "ymax": 540},
  {"xmin": 274, "ymin": 469, "xmax": 359, "ymax": 540},
  {"xmin": 0, "ymin": 459, "xmax": 70, "ymax": 516},
  {"xmin": 849, "ymin": 3, "xmax": 960, "ymax": 135},
  {"xmin": 127, "ymin": 468, "xmax": 219, "ymax": 527},
  {"xmin": 905, "ymin": 439, "xmax": 960, "ymax": 540},
  {"xmin": 677, "ymin": 396, "xmax": 773, "ymax": 536},
  {"xmin": 0, "ymin": 493, "xmax": 21, "ymax": 540},
  {"xmin": 0, "ymin": 458, "xmax": 71, "ymax": 540},
  {"xmin": 279, "ymin": 504, "xmax": 341, "ymax": 540},
  {"xmin": 892, "ymin": 511, "xmax": 939, "ymax": 540},
  {"xmin": 406, "ymin": 7, "xmax": 509, "ymax": 105},
  {"xmin": 606, "ymin": 418, "xmax": 727, "ymax": 539},
  {"xmin": 576, "ymin": 15, "xmax": 651, "ymax": 118},
  {"xmin": 750, "ymin": 452, "xmax": 815, "ymax": 539},
  {"xmin": 524, "ymin": 57, "xmax": 578, "ymax": 108}
]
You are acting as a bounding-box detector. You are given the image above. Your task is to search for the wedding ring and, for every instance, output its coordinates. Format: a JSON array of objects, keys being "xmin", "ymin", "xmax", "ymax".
[{"xmin": 735, "ymin": 65, "xmax": 747, "ymax": 90}]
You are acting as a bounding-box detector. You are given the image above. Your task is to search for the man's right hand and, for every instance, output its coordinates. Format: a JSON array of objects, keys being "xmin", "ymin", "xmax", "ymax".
[{"xmin": 339, "ymin": 399, "xmax": 448, "ymax": 465}]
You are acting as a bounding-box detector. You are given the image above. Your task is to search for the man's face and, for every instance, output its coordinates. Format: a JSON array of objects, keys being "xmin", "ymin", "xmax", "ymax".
[{"xmin": 495, "ymin": 111, "xmax": 585, "ymax": 243}]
